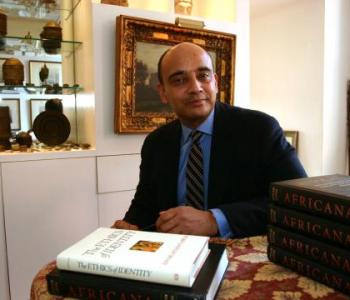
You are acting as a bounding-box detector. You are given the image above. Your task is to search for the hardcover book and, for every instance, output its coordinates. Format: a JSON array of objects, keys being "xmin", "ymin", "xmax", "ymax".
[
  {"xmin": 268, "ymin": 244, "xmax": 350, "ymax": 295},
  {"xmin": 270, "ymin": 174, "xmax": 350, "ymax": 224},
  {"xmin": 268, "ymin": 204, "xmax": 350, "ymax": 248},
  {"xmin": 267, "ymin": 225, "xmax": 350, "ymax": 274},
  {"xmin": 57, "ymin": 227, "xmax": 209, "ymax": 287},
  {"xmin": 48, "ymin": 243, "xmax": 228, "ymax": 300}
]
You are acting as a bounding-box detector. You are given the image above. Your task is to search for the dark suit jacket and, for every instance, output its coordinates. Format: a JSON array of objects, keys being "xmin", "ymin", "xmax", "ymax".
[{"xmin": 124, "ymin": 101, "xmax": 307, "ymax": 237}]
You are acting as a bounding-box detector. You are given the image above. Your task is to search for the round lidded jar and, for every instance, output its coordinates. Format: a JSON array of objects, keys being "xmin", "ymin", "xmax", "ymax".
[
  {"xmin": 3, "ymin": 58, "xmax": 24, "ymax": 85},
  {"xmin": 40, "ymin": 21, "xmax": 62, "ymax": 54}
]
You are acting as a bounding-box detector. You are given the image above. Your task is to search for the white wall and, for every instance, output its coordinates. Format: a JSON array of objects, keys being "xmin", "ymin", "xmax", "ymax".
[
  {"xmin": 251, "ymin": 0, "xmax": 325, "ymax": 176},
  {"xmin": 251, "ymin": 0, "xmax": 350, "ymax": 176},
  {"xmin": 73, "ymin": 0, "xmax": 97, "ymax": 146},
  {"xmin": 323, "ymin": 0, "xmax": 350, "ymax": 175}
]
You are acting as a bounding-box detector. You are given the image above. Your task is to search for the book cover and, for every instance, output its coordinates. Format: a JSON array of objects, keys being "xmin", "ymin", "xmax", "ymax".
[
  {"xmin": 267, "ymin": 244, "xmax": 350, "ymax": 295},
  {"xmin": 270, "ymin": 174, "xmax": 350, "ymax": 224},
  {"xmin": 57, "ymin": 227, "xmax": 209, "ymax": 287},
  {"xmin": 268, "ymin": 204, "xmax": 350, "ymax": 248},
  {"xmin": 48, "ymin": 243, "xmax": 228, "ymax": 300},
  {"xmin": 267, "ymin": 225, "xmax": 350, "ymax": 274}
]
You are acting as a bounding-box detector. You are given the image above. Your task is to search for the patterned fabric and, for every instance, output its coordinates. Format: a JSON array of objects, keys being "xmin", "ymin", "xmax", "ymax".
[
  {"xmin": 31, "ymin": 236, "xmax": 350, "ymax": 300},
  {"xmin": 186, "ymin": 130, "xmax": 204, "ymax": 209}
]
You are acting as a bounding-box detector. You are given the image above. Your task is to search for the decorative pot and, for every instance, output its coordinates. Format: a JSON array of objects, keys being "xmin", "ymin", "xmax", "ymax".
[
  {"xmin": 16, "ymin": 131, "xmax": 33, "ymax": 147},
  {"xmin": 3, "ymin": 58, "xmax": 24, "ymax": 85},
  {"xmin": 40, "ymin": 21, "xmax": 62, "ymax": 54},
  {"xmin": 45, "ymin": 98, "xmax": 63, "ymax": 113}
]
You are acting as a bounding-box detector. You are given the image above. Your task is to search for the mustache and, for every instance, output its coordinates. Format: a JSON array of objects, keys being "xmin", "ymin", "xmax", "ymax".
[{"xmin": 186, "ymin": 94, "xmax": 209, "ymax": 102}]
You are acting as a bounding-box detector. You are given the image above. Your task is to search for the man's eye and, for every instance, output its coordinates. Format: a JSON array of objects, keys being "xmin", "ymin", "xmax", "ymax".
[
  {"xmin": 198, "ymin": 72, "xmax": 211, "ymax": 81},
  {"xmin": 170, "ymin": 77, "xmax": 186, "ymax": 85}
]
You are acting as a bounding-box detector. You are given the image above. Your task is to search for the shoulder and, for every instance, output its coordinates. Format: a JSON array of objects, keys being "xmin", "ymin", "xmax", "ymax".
[
  {"xmin": 215, "ymin": 102, "xmax": 279, "ymax": 130},
  {"xmin": 142, "ymin": 119, "xmax": 181, "ymax": 149}
]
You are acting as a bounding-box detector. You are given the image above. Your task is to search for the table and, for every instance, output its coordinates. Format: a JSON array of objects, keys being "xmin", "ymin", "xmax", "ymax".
[{"xmin": 31, "ymin": 235, "xmax": 350, "ymax": 300}]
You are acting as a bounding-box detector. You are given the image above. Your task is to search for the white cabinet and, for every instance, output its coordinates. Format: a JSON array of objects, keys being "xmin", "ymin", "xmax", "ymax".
[
  {"xmin": 1, "ymin": 157, "xmax": 98, "ymax": 300},
  {"xmin": 97, "ymin": 154, "xmax": 140, "ymax": 227},
  {"xmin": 0, "ymin": 168, "xmax": 10, "ymax": 300}
]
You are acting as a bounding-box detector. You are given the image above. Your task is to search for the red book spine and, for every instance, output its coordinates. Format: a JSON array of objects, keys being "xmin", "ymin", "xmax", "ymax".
[
  {"xmin": 268, "ymin": 245, "xmax": 350, "ymax": 295},
  {"xmin": 269, "ymin": 204, "xmax": 350, "ymax": 248}
]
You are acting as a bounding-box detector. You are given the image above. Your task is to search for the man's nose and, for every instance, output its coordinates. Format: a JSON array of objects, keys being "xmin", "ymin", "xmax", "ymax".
[{"xmin": 188, "ymin": 75, "xmax": 203, "ymax": 93}]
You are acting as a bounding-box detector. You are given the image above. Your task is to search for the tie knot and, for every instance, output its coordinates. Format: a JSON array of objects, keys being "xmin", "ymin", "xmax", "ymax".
[{"xmin": 191, "ymin": 130, "xmax": 202, "ymax": 144}]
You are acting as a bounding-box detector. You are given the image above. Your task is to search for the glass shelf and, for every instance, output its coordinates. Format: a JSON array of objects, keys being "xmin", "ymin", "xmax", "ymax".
[
  {"xmin": 0, "ymin": 84, "xmax": 82, "ymax": 95},
  {"xmin": 0, "ymin": 35, "xmax": 82, "ymax": 57},
  {"xmin": 0, "ymin": 0, "xmax": 82, "ymax": 21}
]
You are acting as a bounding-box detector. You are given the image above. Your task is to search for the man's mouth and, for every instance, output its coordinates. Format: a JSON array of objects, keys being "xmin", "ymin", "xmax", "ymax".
[{"xmin": 187, "ymin": 98, "xmax": 207, "ymax": 104}]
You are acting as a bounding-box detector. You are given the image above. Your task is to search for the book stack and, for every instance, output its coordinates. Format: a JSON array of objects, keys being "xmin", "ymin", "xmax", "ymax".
[
  {"xmin": 47, "ymin": 227, "xmax": 229, "ymax": 300},
  {"xmin": 267, "ymin": 174, "xmax": 350, "ymax": 295}
]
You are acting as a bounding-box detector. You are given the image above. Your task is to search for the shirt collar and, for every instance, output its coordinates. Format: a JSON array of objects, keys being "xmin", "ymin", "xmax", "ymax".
[{"xmin": 181, "ymin": 107, "xmax": 215, "ymax": 144}]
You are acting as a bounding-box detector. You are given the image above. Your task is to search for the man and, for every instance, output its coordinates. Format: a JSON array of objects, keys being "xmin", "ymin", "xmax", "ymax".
[{"xmin": 113, "ymin": 42, "xmax": 306, "ymax": 238}]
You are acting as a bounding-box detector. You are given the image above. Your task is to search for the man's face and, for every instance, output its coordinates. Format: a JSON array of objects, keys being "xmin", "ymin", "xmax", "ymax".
[{"xmin": 157, "ymin": 43, "xmax": 218, "ymax": 129}]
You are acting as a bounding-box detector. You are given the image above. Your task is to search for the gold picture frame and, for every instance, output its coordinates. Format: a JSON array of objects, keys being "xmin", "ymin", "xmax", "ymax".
[
  {"xmin": 115, "ymin": 15, "xmax": 236, "ymax": 133},
  {"xmin": 284, "ymin": 130, "xmax": 299, "ymax": 153}
]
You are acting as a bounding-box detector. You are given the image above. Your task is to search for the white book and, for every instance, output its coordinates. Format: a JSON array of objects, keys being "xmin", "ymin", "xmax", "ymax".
[{"xmin": 56, "ymin": 227, "xmax": 210, "ymax": 287}]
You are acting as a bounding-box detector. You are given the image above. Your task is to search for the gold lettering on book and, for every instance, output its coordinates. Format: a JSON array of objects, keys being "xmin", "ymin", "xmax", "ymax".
[
  {"xmin": 82, "ymin": 231, "xmax": 136, "ymax": 258},
  {"xmin": 120, "ymin": 293, "xmax": 152, "ymax": 300},
  {"xmin": 67, "ymin": 286, "xmax": 152, "ymax": 300},
  {"xmin": 283, "ymin": 191, "xmax": 350, "ymax": 220},
  {"xmin": 280, "ymin": 236, "xmax": 350, "ymax": 272},
  {"xmin": 282, "ymin": 256, "xmax": 344, "ymax": 289},
  {"xmin": 281, "ymin": 215, "xmax": 350, "ymax": 246},
  {"xmin": 271, "ymin": 187, "xmax": 279, "ymax": 201},
  {"xmin": 77, "ymin": 261, "xmax": 152, "ymax": 278}
]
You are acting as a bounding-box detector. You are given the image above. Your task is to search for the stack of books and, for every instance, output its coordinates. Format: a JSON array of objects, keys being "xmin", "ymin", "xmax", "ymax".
[
  {"xmin": 267, "ymin": 174, "xmax": 350, "ymax": 295},
  {"xmin": 47, "ymin": 227, "xmax": 229, "ymax": 300}
]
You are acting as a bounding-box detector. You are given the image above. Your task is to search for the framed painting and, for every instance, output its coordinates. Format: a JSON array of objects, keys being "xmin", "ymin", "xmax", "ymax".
[
  {"xmin": 115, "ymin": 15, "xmax": 236, "ymax": 133},
  {"xmin": 29, "ymin": 61, "xmax": 63, "ymax": 87},
  {"xmin": 0, "ymin": 98, "xmax": 20, "ymax": 130},
  {"xmin": 30, "ymin": 99, "xmax": 47, "ymax": 125},
  {"xmin": 284, "ymin": 130, "xmax": 299, "ymax": 153}
]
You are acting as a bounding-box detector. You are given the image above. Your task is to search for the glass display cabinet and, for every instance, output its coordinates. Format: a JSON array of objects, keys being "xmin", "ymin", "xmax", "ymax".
[{"xmin": 0, "ymin": 0, "xmax": 90, "ymax": 154}]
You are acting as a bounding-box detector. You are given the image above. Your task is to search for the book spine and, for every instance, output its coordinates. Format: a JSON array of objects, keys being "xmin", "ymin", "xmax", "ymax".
[
  {"xmin": 46, "ymin": 274, "xmax": 204, "ymax": 300},
  {"xmin": 56, "ymin": 257, "xmax": 191, "ymax": 287},
  {"xmin": 267, "ymin": 245, "xmax": 350, "ymax": 295},
  {"xmin": 268, "ymin": 204, "xmax": 350, "ymax": 248},
  {"xmin": 270, "ymin": 184, "xmax": 350, "ymax": 224},
  {"xmin": 267, "ymin": 225, "xmax": 350, "ymax": 274}
]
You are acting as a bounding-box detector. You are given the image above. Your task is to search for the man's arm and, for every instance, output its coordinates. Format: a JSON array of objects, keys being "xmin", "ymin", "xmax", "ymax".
[{"xmin": 215, "ymin": 114, "xmax": 306, "ymax": 238}]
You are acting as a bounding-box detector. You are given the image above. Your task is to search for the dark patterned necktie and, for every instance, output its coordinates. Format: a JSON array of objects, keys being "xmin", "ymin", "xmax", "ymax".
[{"xmin": 186, "ymin": 130, "xmax": 204, "ymax": 209}]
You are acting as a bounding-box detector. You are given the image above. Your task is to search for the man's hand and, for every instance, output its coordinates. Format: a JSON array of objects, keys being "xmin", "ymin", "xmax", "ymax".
[
  {"xmin": 155, "ymin": 206, "xmax": 218, "ymax": 236},
  {"xmin": 111, "ymin": 219, "xmax": 139, "ymax": 230}
]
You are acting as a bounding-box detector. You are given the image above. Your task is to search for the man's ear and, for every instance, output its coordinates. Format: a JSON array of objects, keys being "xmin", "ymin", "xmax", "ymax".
[
  {"xmin": 157, "ymin": 83, "xmax": 169, "ymax": 104},
  {"xmin": 214, "ymin": 73, "xmax": 219, "ymax": 93}
]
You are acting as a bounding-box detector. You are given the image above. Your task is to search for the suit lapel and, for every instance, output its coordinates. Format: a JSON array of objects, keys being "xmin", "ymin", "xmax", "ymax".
[
  {"xmin": 207, "ymin": 102, "xmax": 235, "ymax": 207},
  {"xmin": 159, "ymin": 122, "xmax": 181, "ymax": 209}
]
